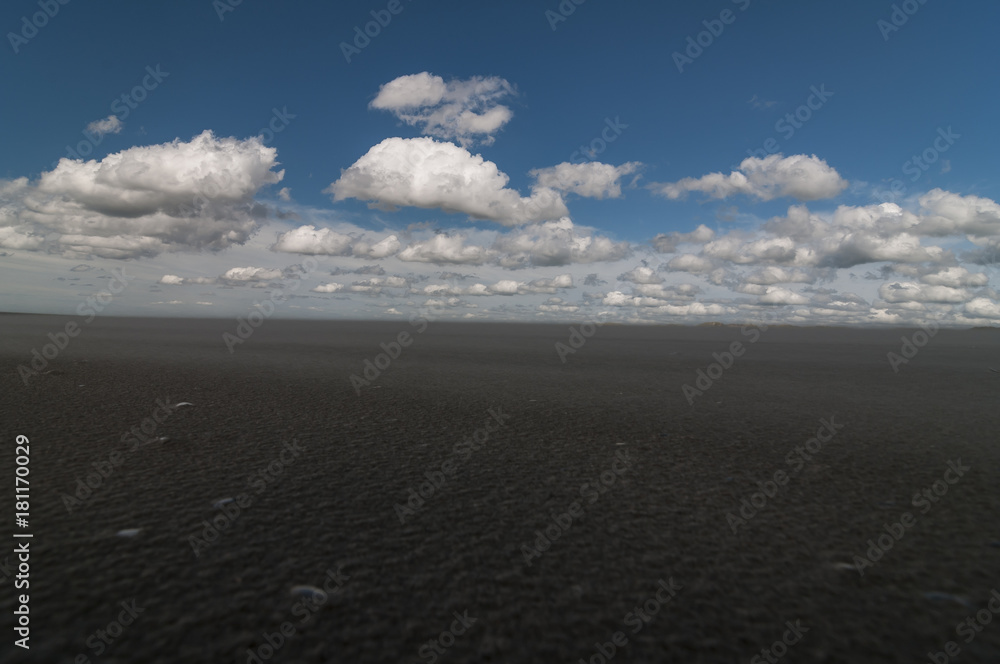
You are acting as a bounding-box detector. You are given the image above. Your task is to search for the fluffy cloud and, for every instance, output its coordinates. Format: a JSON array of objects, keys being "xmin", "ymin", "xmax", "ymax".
[
  {"xmin": 327, "ymin": 137, "xmax": 567, "ymax": 226},
  {"xmin": 345, "ymin": 276, "xmax": 410, "ymax": 294},
  {"xmin": 650, "ymin": 224, "xmax": 715, "ymax": 253},
  {"xmin": 814, "ymin": 232, "xmax": 945, "ymax": 268},
  {"xmin": 369, "ymin": 72, "xmax": 515, "ymax": 146},
  {"xmin": 626, "ymin": 283, "xmax": 701, "ymax": 301},
  {"xmin": 0, "ymin": 131, "xmax": 283, "ymax": 258},
  {"xmin": 618, "ymin": 266, "xmax": 663, "ymax": 284},
  {"xmin": 744, "ymin": 266, "xmax": 817, "ymax": 285},
  {"xmin": 652, "ymin": 154, "xmax": 848, "ymax": 202},
  {"xmin": 397, "ymin": 234, "xmax": 491, "ymax": 265},
  {"xmin": 759, "ymin": 287, "xmax": 810, "ymax": 305},
  {"xmin": 354, "ymin": 235, "xmax": 403, "ymax": 259},
  {"xmin": 529, "ymin": 161, "xmax": 641, "ymax": 199},
  {"xmin": 704, "ymin": 235, "xmax": 799, "ymax": 265},
  {"xmin": 964, "ymin": 297, "xmax": 1000, "ymax": 319},
  {"xmin": 416, "ymin": 274, "xmax": 572, "ymax": 297},
  {"xmin": 272, "ymin": 225, "xmax": 355, "ymax": 255},
  {"xmin": 915, "ymin": 189, "xmax": 1000, "ymax": 237},
  {"xmin": 492, "ymin": 218, "xmax": 630, "ymax": 267},
  {"xmin": 312, "ymin": 282, "xmax": 345, "ymax": 293},
  {"xmin": 160, "ymin": 264, "xmax": 308, "ymax": 287},
  {"xmin": 519, "ymin": 274, "xmax": 573, "ymax": 293},
  {"xmin": 270, "ymin": 225, "xmax": 402, "ymax": 259},
  {"xmin": 222, "ymin": 266, "xmax": 284, "ymax": 283},
  {"xmin": 918, "ymin": 266, "xmax": 989, "ymax": 288},
  {"xmin": 272, "ymin": 219, "xmax": 629, "ymax": 270},
  {"xmin": 665, "ymin": 253, "xmax": 715, "ymax": 274},
  {"xmin": 601, "ymin": 292, "xmax": 730, "ymax": 316},
  {"xmin": 878, "ymin": 281, "xmax": 972, "ymax": 304},
  {"xmin": 711, "ymin": 202, "xmax": 952, "ymax": 269},
  {"xmin": 419, "ymin": 282, "xmax": 491, "ymax": 297}
]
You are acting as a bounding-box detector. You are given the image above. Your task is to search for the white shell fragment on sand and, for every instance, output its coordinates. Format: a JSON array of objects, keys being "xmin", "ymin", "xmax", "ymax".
[
  {"xmin": 173, "ymin": 402, "xmax": 195, "ymax": 408},
  {"xmin": 116, "ymin": 528, "xmax": 141, "ymax": 538},
  {"xmin": 212, "ymin": 498, "xmax": 235, "ymax": 509},
  {"xmin": 290, "ymin": 585, "xmax": 328, "ymax": 602}
]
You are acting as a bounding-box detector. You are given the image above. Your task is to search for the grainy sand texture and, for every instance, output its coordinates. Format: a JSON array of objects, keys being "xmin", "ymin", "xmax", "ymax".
[{"xmin": 2, "ymin": 314, "xmax": 999, "ymax": 663}]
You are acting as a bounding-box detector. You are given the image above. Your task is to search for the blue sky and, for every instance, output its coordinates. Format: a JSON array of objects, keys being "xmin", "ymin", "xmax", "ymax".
[{"xmin": 2, "ymin": 0, "xmax": 999, "ymax": 325}]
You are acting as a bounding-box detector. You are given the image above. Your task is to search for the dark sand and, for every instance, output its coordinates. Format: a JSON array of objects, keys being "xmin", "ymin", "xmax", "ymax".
[{"xmin": 2, "ymin": 314, "xmax": 999, "ymax": 663}]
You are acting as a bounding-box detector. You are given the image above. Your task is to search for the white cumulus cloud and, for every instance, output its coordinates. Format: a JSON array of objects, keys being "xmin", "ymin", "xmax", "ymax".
[
  {"xmin": 651, "ymin": 154, "xmax": 848, "ymax": 202},
  {"xmin": 0, "ymin": 130, "xmax": 283, "ymax": 258},
  {"xmin": 370, "ymin": 72, "xmax": 516, "ymax": 146},
  {"xmin": 397, "ymin": 234, "xmax": 492, "ymax": 265},
  {"xmin": 529, "ymin": 161, "xmax": 641, "ymax": 199},
  {"xmin": 492, "ymin": 218, "xmax": 631, "ymax": 267},
  {"xmin": 327, "ymin": 137, "xmax": 567, "ymax": 226}
]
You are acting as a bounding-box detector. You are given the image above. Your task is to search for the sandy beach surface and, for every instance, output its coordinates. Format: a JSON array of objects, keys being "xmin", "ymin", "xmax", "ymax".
[{"xmin": 1, "ymin": 314, "xmax": 999, "ymax": 663}]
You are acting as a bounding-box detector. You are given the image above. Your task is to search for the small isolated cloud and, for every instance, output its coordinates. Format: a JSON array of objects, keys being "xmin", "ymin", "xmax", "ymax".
[
  {"xmin": 748, "ymin": 94, "xmax": 778, "ymax": 110},
  {"xmin": 272, "ymin": 225, "xmax": 355, "ymax": 255},
  {"xmin": 369, "ymin": 72, "xmax": 515, "ymax": 146},
  {"xmin": 159, "ymin": 275, "xmax": 185, "ymax": 285},
  {"xmin": 86, "ymin": 114, "xmax": 123, "ymax": 137},
  {"xmin": 277, "ymin": 187, "xmax": 292, "ymax": 202},
  {"xmin": 651, "ymin": 154, "xmax": 848, "ymax": 202},
  {"xmin": 529, "ymin": 162, "xmax": 641, "ymax": 199},
  {"xmin": 312, "ymin": 282, "xmax": 345, "ymax": 293},
  {"xmin": 222, "ymin": 267, "xmax": 284, "ymax": 283},
  {"xmin": 327, "ymin": 137, "xmax": 567, "ymax": 226}
]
